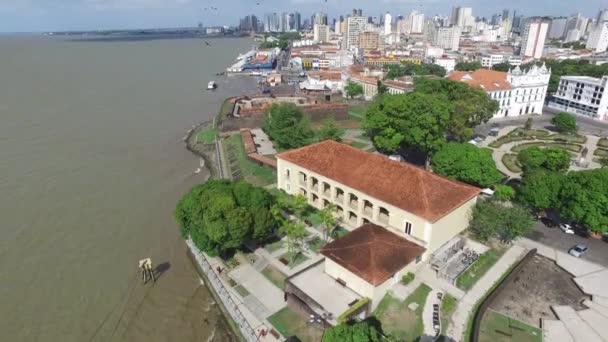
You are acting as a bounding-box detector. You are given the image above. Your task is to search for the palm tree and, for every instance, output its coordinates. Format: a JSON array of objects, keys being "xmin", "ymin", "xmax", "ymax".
[
  {"xmin": 319, "ymin": 203, "xmax": 338, "ymax": 242},
  {"xmin": 279, "ymin": 221, "xmax": 307, "ymax": 267}
]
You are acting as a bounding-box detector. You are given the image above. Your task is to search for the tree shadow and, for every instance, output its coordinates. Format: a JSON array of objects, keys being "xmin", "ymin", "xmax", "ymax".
[{"xmin": 154, "ymin": 262, "xmax": 171, "ymax": 280}]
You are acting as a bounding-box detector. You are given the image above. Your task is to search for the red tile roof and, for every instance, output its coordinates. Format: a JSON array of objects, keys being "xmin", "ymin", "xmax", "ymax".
[
  {"xmin": 277, "ymin": 141, "xmax": 480, "ymax": 222},
  {"xmin": 321, "ymin": 223, "xmax": 426, "ymax": 285},
  {"xmin": 447, "ymin": 69, "xmax": 512, "ymax": 91}
]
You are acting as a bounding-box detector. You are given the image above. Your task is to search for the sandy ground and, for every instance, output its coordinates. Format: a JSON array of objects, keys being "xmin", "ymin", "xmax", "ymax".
[{"xmin": 489, "ymin": 255, "xmax": 589, "ymax": 327}]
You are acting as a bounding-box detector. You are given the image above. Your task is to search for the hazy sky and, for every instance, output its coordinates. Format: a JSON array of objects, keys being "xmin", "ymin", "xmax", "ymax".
[{"xmin": 0, "ymin": 0, "xmax": 604, "ymax": 32}]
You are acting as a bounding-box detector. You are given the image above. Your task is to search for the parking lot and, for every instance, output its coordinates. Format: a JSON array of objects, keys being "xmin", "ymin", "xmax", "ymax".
[{"xmin": 526, "ymin": 221, "xmax": 608, "ymax": 267}]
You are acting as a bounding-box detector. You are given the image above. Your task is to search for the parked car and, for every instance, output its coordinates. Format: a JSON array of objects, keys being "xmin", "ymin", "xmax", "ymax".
[
  {"xmin": 560, "ymin": 223, "xmax": 575, "ymax": 234},
  {"xmin": 541, "ymin": 217, "xmax": 557, "ymax": 228},
  {"xmin": 569, "ymin": 244, "xmax": 589, "ymax": 258}
]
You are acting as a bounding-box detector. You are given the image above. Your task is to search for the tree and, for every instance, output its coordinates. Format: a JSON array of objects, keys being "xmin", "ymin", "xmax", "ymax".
[
  {"xmin": 319, "ymin": 203, "xmax": 338, "ymax": 241},
  {"xmin": 557, "ymin": 169, "xmax": 608, "ymax": 233},
  {"xmin": 517, "ymin": 170, "xmax": 564, "ymax": 211},
  {"xmin": 384, "ymin": 62, "xmax": 446, "ymax": 79},
  {"xmin": 468, "ymin": 200, "xmax": 535, "ymax": 243},
  {"xmin": 344, "ymin": 80, "xmax": 364, "ymax": 99},
  {"xmin": 432, "ymin": 143, "xmax": 503, "ymax": 187},
  {"xmin": 363, "ymin": 92, "xmax": 451, "ymax": 165},
  {"xmin": 317, "ymin": 118, "xmax": 345, "ymax": 142},
  {"xmin": 377, "ymin": 80, "xmax": 388, "ymax": 96},
  {"xmin": 323, "ymin": 321, "xmax": 381, "ymax": 342},
  {"xmin": 263, "ymin": 103, "xmax": 315, "ymax": 149},
  {"xmin": 174, "ymin": 180, "xmax": 278, "ymax": 256},
  {"xmin": 494, "ymin": 185, "xmax": 516, "ymax": 201},
  {"xmin": 517, "ymin": 147, "xmax": 571, "ymax": 173},
  {"xmin": 279, "ymin": 221, "xmax": 307, "ymax": 266},
  {"xmin": 491, "ymin": 62, "xmax": 512, "ymax": 72},
  {"xmin": 455, "ymin": 61, "xmax": 482, "ymax": 71},
  {"xmin": 551, "ymin": 112, "xmax": 577, "ymax": 134},
  {"xmin": 292, "ymin": 194, "xmax": 309, "ymax": 218},
  {"xmin": 414, "ymin": 78, "xmax": 498, "ymax": 141}
]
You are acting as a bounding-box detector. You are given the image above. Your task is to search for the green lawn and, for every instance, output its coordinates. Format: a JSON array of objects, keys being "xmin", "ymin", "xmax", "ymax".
[
  {"xmin": 511, "ymin": 142, "xmax": 582, "ymax": 153},
  {"xmin": 217, "ymin": 98, "xmax": 235, "ymax": 123},
  {"xmin": 479, "ymin": 310, "xmax": 542, "ymax": 342},
  {"xmin": 349, "ymin": 141, "xmax": 369, "ymax": 149},
  {"xmin": 234, "ymin": 285, "xmax": 250, "ymax": 297},
  {"xmin": 594, "ymin": 148, "xmax": 608, "ymax": 157},
  {"xmin": 538, "ymin": 133, "xmax": 587, "ymax": 144},
  {"xmin": 196, "ymin": 128, "xmax": 217, "ymax": 144},
  {"xmin": 456, "ymin": 248, "xmax": 506, "ymax": 291},
  {"xmin": 261, "ymin": 265, "xmax": 287, "ymax": 290},
  {"xmin": 598, "ymin": 138, "xmax": 608, "ymax": 148},
  {"xmin": 501, "ymin": 153, "xmax": 522, "ymax": 173},
  {"xmin": 375, "ymin": 284, "xmax": 432, "ymax": 341},
  {"xmin": 280, "ymin": 252, "xmax": 309, "ymax": 268},
  {"xmin": 348, "ymin": 103, "xmax": 370, "ymax": 121},
  {"xmin": 268, "ymin": 307, "xmax": 324, "ymax": 342},
  {"xmin": 224, "ymin": 134, "xmax": 276, "ymax": 187},
  {"xmin": 441, "ymin": 294, "xmax": 458, "ymax": 337}
]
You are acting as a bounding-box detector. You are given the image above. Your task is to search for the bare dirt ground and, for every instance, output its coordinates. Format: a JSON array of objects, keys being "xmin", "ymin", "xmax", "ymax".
[{"xmin": 489, "ymin": 255, "xmax": 589, "ymax": 327}]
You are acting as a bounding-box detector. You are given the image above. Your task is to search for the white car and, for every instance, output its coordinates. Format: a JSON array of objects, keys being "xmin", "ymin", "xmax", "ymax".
[
  {"xmin": 569, "ymin": 244, "xmax": 588, "ymax": 258},
  {"xmin": 560, "ymin": 223, "xmax": 575, "ymax": 234}
]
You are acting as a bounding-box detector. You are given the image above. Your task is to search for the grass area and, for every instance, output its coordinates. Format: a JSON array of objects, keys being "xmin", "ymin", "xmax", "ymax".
[
  {"xmin": 547, "ymin": 142, "xmax": 583, "ymax": 152},
  {"xmin": 308, "ymin": 237, "xmax": 326, "ymax": 253},
  {"xmin": 508, "ymin": 128, "xmax": 551, "ymax": 138},
  {"xmin": 264, "ymin": 239, "xmax": 284, "ymax": 254},
  {"xmin": 456, "ymin": 248, "xmax": 506, "ymax": 291},
  {"xmin": 349, "ymin": 140, "xmax": 369, "ymax": 149},
  {"xmin": 347, "ymin": 103, "xmax": 370, "ymax": 121},
  {"xmin": 224, "ymin": 134, "xmax": 276, "ymax": 187},
  {"xmin": 599, "ymin": 138, "xmax": 608, "ymax": 148},
  {"xmin": 375, "ymin": 284, "xmax": 432, "ymax": 341},
  {"xmin": 268, "ymin": 307, "xmax": 324, "ymax": 342},
  {"xmin": 510, "ymin": 141, "xmax": 582, "ymax": 153},
  {"xmin": 196, "ymin": 128, "xmax": 217, "ymax": 144},
  {"xmin": 501, "ymin": 153, "xmax": 522, "ymax": 173},
  {"xmin": 440, "ymin": 293, "xmax": 458, "ymax": 338},
  {"xmin": 261, "ymin": 265, "xmax": 287, "ymax": 290},
  {"xmin": 217, "ymin": 98, "xmax": 235, "ymax": 123},
  {"xmin": 280, "ymin": 252, "xmax": 309, "ymax": 268},
  {"xmin": 489, "ymin": 136, "xmax": 530, "ymax": 148},
  {"xmin": 538, "ymin": 133, "xmax": 587, "ymax": 144},
  {"xmin": 234, "ymin": 285, "xmax": 250, "ymax": 297},
  {"xmin": 594, "ymin": 148, "xmax": 608, "ymax": 157},
  {"xmin": 479, "ymin": 310, "xmax": 542, "ymax": 342}
]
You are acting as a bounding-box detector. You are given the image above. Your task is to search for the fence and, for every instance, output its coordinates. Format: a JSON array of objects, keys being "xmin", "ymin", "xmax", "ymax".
[{"xmin": 187, "ymin": 240, "xmax": 260, "ymax": 342}]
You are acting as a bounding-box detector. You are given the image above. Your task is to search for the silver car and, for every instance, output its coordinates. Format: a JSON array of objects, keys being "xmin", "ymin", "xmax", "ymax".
[{"xmin": 569, "ymin": 244, "xmax": 588, "ymax": 258}]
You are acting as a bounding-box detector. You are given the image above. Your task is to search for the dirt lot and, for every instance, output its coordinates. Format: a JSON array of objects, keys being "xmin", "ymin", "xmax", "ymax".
[{"xmin": 489, "ymin": 255, "xmax": 588, "ymax": 327}]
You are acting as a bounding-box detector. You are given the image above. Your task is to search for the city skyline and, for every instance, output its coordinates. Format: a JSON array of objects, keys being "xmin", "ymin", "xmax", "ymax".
[{"xmin": 0, "ymin": 0, "xmax": 606, "ymax": 32}]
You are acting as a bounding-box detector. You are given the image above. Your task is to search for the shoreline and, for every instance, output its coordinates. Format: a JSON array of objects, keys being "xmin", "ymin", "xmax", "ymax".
[{"xmin": 184, "ymin": 120, "xmax": 219, "ymax": 180}]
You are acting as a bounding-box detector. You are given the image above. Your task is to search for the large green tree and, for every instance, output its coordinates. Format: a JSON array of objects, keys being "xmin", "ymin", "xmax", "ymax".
[
  {"xmin": 174, "ymin": 180, "xmax": 277, "ymax": 256},
  {"xmin": 432, "ymin": 143, "xmax": 503, "ymax": 188},
  {"xmin": 317, "ymin": 118, "xmax": 345, "ymax": 142},
  {"xmin": 279, "ymin": 220, "xmax": 307, "ymax": 266},
  {"xmin": 557, "ymin": 169, "xmax": 608, "ymax": 233},
  {"xmin": 517, "ymin": 170, "xmax": 564, "ymax": 211},
  {"xmin": 468, "ymin": 200, "xmax": 535, "ymax": 243},
  {"xmin": 551, "ymin": 112, "xmax": 578, "ymax": 134},
  {"xmin": 364, "ymin": 92, "xmax": 451, "ymax": 165},
  {"xmin": 414, "ymin": 78, "xmax": 499, "ymax": 141},
  {"xmin": 344, "ymin": 80, "xmax": 364, "ymax": 99},
  {"xmin": 517, "ymin": 146, "xmax": 571, "ymax": 173},
  {"xmin": 322, "ymin": 321, "xmax": 381, "ymax": 342},
  {"xmin": 384, "ymin": 62, "xmax": 446, "ymax": 79},
  {"xmin": 263, "ymin": 103, "xmax": 315, "ymax": 149},
  {"xmin": 455, "ymin": 61, "xmax": 482, "ymax": 71}
]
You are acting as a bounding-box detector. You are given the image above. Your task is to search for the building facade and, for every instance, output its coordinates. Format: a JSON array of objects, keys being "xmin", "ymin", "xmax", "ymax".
[
  {"xmin": 358, "ymin": 31, "xmax": 380, "ymax": 50},
  {"xmin": 346, "ymin": 16, "xmax": 367, "ymax": 51},
  {"xmin": 586, "ymin": 23, "xmax": 608, "ymax": 53},
  {"xmin": 520, "ymin": 17, "xmax": 549, "ymax": 59},
  {"xmin": 434, "ymin": 26, "xmax": 461, "ymax": 51},
  {"xmin": 313, "ymin": 24, "xmax": 330, "ymax": 43},
  {"xmin": 549, "ymin": 75, "xmax": 608, "ymax": 120},
  {"xmin": 448, "ymin": 65, "xmax": 551, "ymax": 118},
  {"xmin": 479, "ymin": 53, "xmax": 522, "ymax": 68}
]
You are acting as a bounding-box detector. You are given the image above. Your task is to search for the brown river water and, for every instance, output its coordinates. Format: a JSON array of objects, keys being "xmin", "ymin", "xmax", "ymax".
[{"xmin": 0, "ymin": 35, "xmax": 256, "ymax": 342}]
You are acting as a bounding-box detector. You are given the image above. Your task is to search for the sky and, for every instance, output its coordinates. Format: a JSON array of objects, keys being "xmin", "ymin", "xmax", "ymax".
[{"xmin": 0, "ymin": 0, "xmax": 605, "ymax": 32}]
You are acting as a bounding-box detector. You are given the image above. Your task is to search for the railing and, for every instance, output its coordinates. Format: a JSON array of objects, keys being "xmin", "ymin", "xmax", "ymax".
[{"xmin": 187, "ymin": 240, "xmax": 260, "ymax": 342}]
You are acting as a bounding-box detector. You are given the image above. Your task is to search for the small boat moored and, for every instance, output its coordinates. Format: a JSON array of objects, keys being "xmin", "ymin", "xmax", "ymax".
[{"xmin": 207, "ymin": 81, "xmax": 217, "ymax": 90}]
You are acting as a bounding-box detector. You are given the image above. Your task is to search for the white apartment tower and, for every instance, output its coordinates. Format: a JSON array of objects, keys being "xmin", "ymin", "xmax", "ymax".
[
  {"xmin": 520, "ymin": 18, "xmax": 549, "ymax": 59},
  {"xmin": 586, "ymin": 22, "xmax": 608, "ymax": 53},
  {"xmin": 409, "ymin": 10, "xmax": 425, "ymax": 34},
  {"xmin": 434, "ymin": 26, "xmax": 461, "ymax": 51},
  {"xmin": 384, "ymin": 13, "xmax": 393, "ymax": 35},
  {"xmin": 549, "ymin": 76, "xmax": 608, "ymax": 120},
  {"xmin": 346, "ymin": 16, "xmax": 367, "ymax": 51}
]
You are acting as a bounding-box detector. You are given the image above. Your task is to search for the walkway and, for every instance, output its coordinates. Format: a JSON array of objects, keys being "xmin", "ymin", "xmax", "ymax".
[
  {"xmin": 229, "ymin": 263, "xmax": 286, "ymax": 318},
  {"xmin": 446, "ymin": 245, "xmax": 526, "ymax": 340}
]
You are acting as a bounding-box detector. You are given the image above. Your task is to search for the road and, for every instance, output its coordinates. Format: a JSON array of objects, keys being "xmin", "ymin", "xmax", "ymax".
[
  {"xmin": 475, "ymin": 106, "xmax": 608, "ymax": 137},
  {"xmin": 527, "ymin": 220, "xmax": 608, "ymax": 267}
]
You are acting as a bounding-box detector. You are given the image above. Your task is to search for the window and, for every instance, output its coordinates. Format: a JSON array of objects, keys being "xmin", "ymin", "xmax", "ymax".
[
  {"xmin": 404, "ymin": 222, "xmax": 412, "ymax": 235},
  {"xmin": 285, "ymin": 169, "xmax": 290, "ymax": 180}
]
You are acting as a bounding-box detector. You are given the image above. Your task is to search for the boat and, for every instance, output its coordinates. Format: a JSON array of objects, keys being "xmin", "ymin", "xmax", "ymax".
[{"xmin": 207, "ymin": 81, "xmax": 217, "ymax": 90}]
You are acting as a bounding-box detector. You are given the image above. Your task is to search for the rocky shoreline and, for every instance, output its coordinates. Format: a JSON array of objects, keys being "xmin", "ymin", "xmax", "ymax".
[{"xmin": 184, "ymin": 120, "xmax": 219, "ymax": 180}]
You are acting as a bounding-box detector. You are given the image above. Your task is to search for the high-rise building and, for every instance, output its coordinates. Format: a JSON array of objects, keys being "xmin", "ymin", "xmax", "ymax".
[
  {"xmin": 264, "ymin": 13, "xmax": 281, "ymax": 32},
  {"xmin": 358, "ymin": 31, "xmax": 380, "ymax": 50},
  {"xmin": 293, "ymin": 12, "xmax": 301, "ymax": 31},
  {"xmin": 520, "ymin": 17, "xmax": 549, "ymax": 59},
  {"xmin": 313, "ymin": 24, "xmax": 330, "ymax": 43},
  {"xmin": 451, "ymin": 7, "xmax": 474, "ymax": 32},
  {"xmin": 239, "ymin": 15, "xmax": 258, "ymax": 32},
  {"xmin": 433, "ymin": 26, "xmax": 461, "ymax": 51},
  {"xmin": 409, "ymin": 10, "xmax": 425, "ymax": 34},
  {"xmin": 384, "ymin": 12, "xmax": 392, "ymax": 35},
  {"xmin": 312, "ymin": 12, "xmax": 328, "ymax": 26},
  {"xmin": 598, "ymin": 9, "xmax": 608, "ymax": 23},
  {"xmin": 512, "ymin": 15, "xmax": 525, "ymax": 34},
  {"xmin": 334, "ymin": 19, "xmax": 341, "ymax": 34},
  {"xmin": 548, "ymin": 17, "xmax": 568, "ymax": 39},
  {"xmin": 586, "ymin": 22, "xmax": 608, "ymax": 53},
  {"xmin": 346, "ymin": 16, "xmax": 367, "ymax": 50},
  {"xmin": 502, "ymin": 9, "xmax": 510, "ymax": 21}
]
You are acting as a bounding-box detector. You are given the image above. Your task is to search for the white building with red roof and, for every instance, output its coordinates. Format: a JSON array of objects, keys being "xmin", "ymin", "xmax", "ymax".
[{"xmin": 448, "ymin": 64, "xmax": 551, "ymax": 119}]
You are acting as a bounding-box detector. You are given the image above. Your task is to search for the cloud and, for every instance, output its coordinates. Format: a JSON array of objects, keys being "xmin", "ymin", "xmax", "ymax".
[{"xmin": 86, "ymin": 0, "xmax": 191, "ymax": 11}]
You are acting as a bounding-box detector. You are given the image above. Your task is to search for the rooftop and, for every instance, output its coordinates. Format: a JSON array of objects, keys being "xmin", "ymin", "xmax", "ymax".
[
  {"xmin": 320, "ymin": 223, "xmax": 426, "ymax": 285},
  {"xmin": 448, "ymin": 69, "xmax": 512, "ymax": 91},
  {"xmin": 277, "ymin": 141, "xmax": 480, "ymax": 222}
]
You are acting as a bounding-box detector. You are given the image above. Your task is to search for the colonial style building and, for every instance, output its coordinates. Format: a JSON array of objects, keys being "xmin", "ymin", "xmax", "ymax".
[
  {"xmin": 448, "ymin": 64, "xmax": 551, "ymax": 119},
  {"xmin": 277, "ymin": 141, "xmax": 480, "ymax": 318}
]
